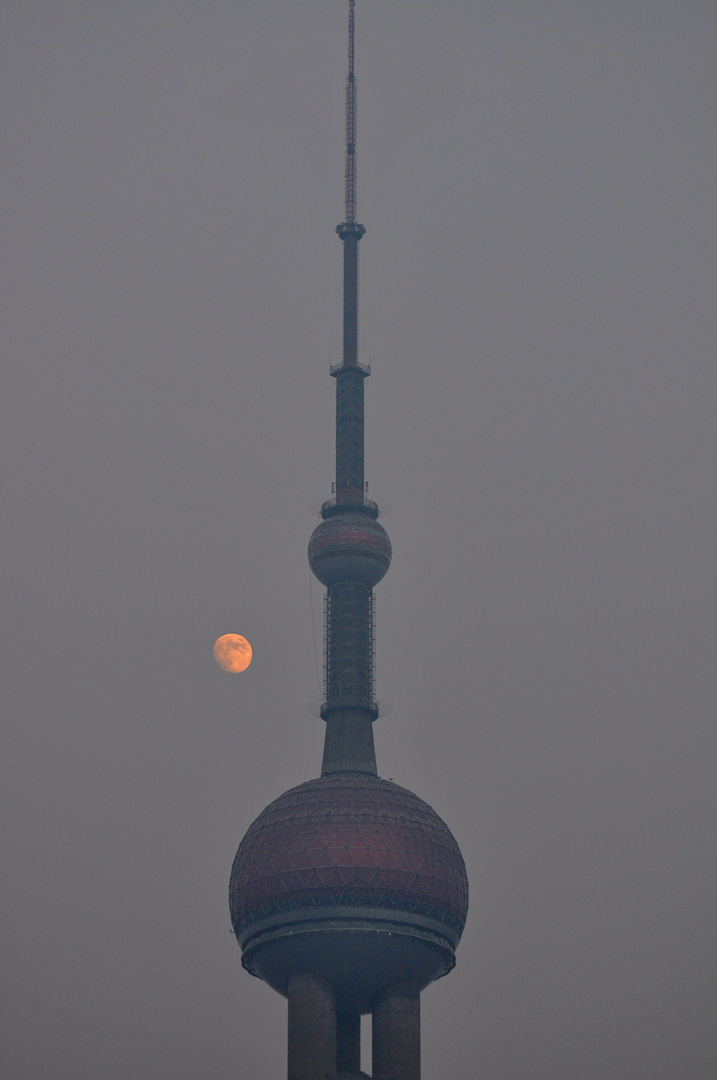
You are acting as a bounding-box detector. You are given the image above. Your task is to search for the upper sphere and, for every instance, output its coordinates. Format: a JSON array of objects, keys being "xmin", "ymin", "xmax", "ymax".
[
  {"xmin": 230, "ymin": 773, "xmax": 468, "ymax": 940},
  {"xmin": 308, "ymin": 511, "xmax": 391, "ymax": 587}
]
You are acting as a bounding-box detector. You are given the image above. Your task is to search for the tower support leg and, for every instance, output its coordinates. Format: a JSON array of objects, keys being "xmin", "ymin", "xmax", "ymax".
[
  {"xmin": 336, "ymin": 1009, "xmax": 361, "ymax": 1073},
  {"xmin": 372, "ymin": 987, "xmax": 420, "ymax": 1080},
  {"xmin": 287, "ymin": 974, "xmax": 337, "ymax": 1080}
]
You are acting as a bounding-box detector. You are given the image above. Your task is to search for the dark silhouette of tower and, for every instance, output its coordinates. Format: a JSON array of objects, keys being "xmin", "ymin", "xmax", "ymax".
[{"xmin": 229, "ymin": 5, "xmax": 468, "ymax": 1077}]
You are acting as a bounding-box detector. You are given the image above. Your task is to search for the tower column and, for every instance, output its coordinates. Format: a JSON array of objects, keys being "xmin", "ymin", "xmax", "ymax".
[
  {"xmin": 325, "ymin": 581, "xmax": 373, "ymax": 710},
  {"xmin": 342, "ymin": 231, "xmax": 360, "ymax": 365},
  {"xmin": 336, "ymin": 1010, "xmax": 361, "ymax": 1074},
  {"xmin": 333, "ymin": 365, "xmax": 366, "ymax": 504},
  {"xmin": 322, "ymin": 707, "xmax": 376, "ymax": 776},
  {"xmin": 372, "ymin": 987, "xmax": 421, "ymax": 1080},
  {"xmin": 288, "ymin": 974, "xmax": 337, "ymax": 1080}
]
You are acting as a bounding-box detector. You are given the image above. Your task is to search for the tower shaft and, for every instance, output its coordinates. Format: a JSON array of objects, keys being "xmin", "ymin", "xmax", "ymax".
[
  {"xmin": 344, "ymin": 0, "xmax": 358, "ymax": 225},
  {"xmin": 334, "ymin": 0, "xmax": 367, "ymax": 500},
  {"xmin": 334, "ymin": 362, "xmax": 365, "ymax": 501},
  {"xmin": 339, "ymin": 226, "xmax": 362, "ymax": 368},
  {"xmin": 314, "ymin": 0, "xmax": 381, "ymax": 776}
]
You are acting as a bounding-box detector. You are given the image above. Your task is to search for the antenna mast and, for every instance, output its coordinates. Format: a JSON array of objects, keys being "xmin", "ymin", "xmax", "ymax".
[
  {"xmin": 345, "ymin": 0, "xmax": 357, "ymax": 222},
  {"xmin": 336, "ymin": 0, "xmax": 366, "ymax": 381},
  {"xmin": 307, "ymin": 0, "xmax": 391, "ymax": 776}
]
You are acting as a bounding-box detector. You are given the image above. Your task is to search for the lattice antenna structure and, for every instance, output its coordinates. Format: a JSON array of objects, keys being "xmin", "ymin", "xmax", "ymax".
[{"xmin": 345, "ymin": 0, "xmax": 358, "ymax": 222}]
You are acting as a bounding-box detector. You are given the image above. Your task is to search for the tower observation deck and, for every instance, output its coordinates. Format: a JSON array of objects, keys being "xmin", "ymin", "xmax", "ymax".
[{"xmin": 229, "ymin": 5, "xmax": 468, "ymax": 1078}]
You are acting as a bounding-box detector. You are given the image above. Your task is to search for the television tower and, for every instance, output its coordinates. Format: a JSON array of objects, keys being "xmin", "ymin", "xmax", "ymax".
[{"xmin": 229, "ymin": 5, "xmax": 468, "ymax": 1077}]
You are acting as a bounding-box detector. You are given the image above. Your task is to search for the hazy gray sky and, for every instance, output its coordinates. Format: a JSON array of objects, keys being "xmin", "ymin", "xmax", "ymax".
[{"xmin": 2, "ymin": 2, "xmax": 716, "ymax": 1077}]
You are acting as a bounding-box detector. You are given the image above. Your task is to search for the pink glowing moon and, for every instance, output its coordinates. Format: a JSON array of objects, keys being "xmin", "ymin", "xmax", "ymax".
[{"xmin": 213, "ymin": 634, "xmax": 253, "ymax": 673}]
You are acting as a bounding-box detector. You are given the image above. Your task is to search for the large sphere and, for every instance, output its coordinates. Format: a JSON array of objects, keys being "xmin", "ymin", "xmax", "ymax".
[
  {"xmin": 229, "ymin": 773, "xmax": 468, "ymax": 1011},
  {"xmin": 308, "ymin": 512, "xmax": 391, "ymax": 587}
]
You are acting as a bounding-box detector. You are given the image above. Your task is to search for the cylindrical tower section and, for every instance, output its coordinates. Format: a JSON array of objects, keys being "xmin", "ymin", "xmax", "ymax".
[
  {"xmin": 322, "ymin": 580, "xmax": 376, "ymax": 776},
  {"xmin": 336, "ymin": 1010, "xmax": 361, "ymax": 1074},
  {"xmin": 342, "ymin": 226, "xmax": 358, "ymax": 361},
  {"xmin": 333, "ymin": 364, "xmax": 366, "ymax": 504},
  {"xmin": 287, "ymin": 974, "xmax": 337, "ymax": 1080},
  {"xmin": 325, "ymin": 581, "xmax": 372, "ymax": 710},
  {"xmin": 336, "ymin": 221, "xmax": 365, "ymax": 370},
  {"xmin": 373, "ymin": 988, "xmax": 421, "ymax": 1080}
]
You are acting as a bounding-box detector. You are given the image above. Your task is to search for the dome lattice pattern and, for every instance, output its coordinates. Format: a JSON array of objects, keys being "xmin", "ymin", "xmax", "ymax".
[{"xmin": 230, "ymin": 773, "xmax": 468, "ymax": 937}]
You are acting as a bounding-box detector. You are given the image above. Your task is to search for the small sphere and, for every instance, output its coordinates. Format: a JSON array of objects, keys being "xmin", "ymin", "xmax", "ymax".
[
  {"xmin": 308, "ymin": 512, "xmax": 391, "ymax": 587},
  {"xmin": 213, "ymin": 634, "xmax": 252, "ymax": 673}
]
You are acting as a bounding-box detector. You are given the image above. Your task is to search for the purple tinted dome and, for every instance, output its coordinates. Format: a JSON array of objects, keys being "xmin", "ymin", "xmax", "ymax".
[{"xmin": 230, "ymin": 773, "xmax": 468, "ymax": 938}]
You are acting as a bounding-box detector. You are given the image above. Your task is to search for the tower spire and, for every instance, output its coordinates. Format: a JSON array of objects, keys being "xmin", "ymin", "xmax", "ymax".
[
  {"xmin": 335, "ymin": 0, "xmax": 367, "ymax": 497},
  {"xmin": 345, "ymin": 0, "xmax": 357, "ymax": 223},
  {"xmin": 308, "ymin": 0, "xmax": 391, "ymax": 776}
]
